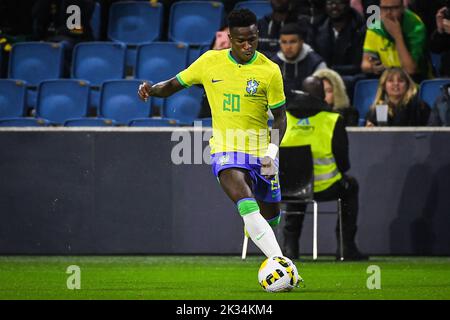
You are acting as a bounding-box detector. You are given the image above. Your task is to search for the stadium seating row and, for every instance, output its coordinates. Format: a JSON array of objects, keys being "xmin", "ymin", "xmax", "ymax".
[
  {"xmin": 1, "ymin": 77, "xmax": 449, "ymax": 127},
  {"xmin": 107, "ymin": 1, "xmax": 270, "ymax": 67},
  {"xmin": 0, "ymin": 79, "xmax": 204, "ymax": 126},
  {"xmin": 107, "ymin": 0, "xmax": 270, "ymax": 46},
  {"xmin": 7, "ymin": 41, "xmax": 203, "ymax": 110}
]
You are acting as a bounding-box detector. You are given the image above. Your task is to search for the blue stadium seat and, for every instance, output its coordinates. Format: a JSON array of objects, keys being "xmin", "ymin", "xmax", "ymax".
[
  {"xmin": 0, "ymin": 118, "xmax": 49, "ymax": 127},
  {"xmin": 0, "ymin": 79, "xmax": 27, "ymax": 119},
  {"xmin": 108, "ymin": 2, "xmax": 163, "ymax": 44},
  {"xmin": 128, "ymin": 118, "xmax": 180, "ymax": 127},
  {"xmin": 8, "ymin": 42, "xmax": 64, "ymax": 86},
  {"xmin": 72, "ymin": 42, "xmax": 127, "ymax": 110},
  {"xmin": 431, "ymin": 53, "xmax": 442, "ymax": 77},
  {"xmin": 36, "ymin": 80, "xmax": 90, "ymax": 124},
  {"xmin": 136, "ymin": 42, "xmax": 188, "ymax": 83},
  {"xmin": 353, "ymin": 79, "xmax": 379, "ymax": 126},
  {"xmin": 169, "ymin": 1, "xmax": 225, "ymax": 46},
  {"xmin": 71, "ymin": 42, "xmax": 127, "ymax": 83},
  {"xmin": 100, "ymin": 80, "xmax": 152, "ymax": 125},
  {"xmin": 136, "ymin": 42, "xmax": 189, "ymax": 111},
  {"xmin": 91, "ymin": 1, "xmax": 102, "ymax": 40},
  {"xmin": 234, "ymin": 1, "xmax": 272, "ymax": 19},
  {"xmin": 64, "ymin": 118, "xmax": 117, "ymax": 127},
  {"xmin": 9, "ymin": 42, "xmax": 64, "ymax": 108},
  {"xmin": 108, "ymin": 1, "xmax": 163, "ymax": 69},
  {"xmin": 163, "ymin": 85, "xmax": 203, "ymax": 125},
  {"xmin": 419, "ymin": 79, "xmax": 450, "ymax": 108}
]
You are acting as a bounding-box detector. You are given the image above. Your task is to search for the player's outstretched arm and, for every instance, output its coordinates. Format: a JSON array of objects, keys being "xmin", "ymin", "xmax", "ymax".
[{"xmin": 138, "ymin": 77, "xmax": 184, "ymax": 100}]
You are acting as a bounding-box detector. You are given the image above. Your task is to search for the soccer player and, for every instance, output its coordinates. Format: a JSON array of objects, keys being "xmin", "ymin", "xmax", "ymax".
[{"xmin": 138, "ymin": 9, "xmax": 287, "ymax": 258}]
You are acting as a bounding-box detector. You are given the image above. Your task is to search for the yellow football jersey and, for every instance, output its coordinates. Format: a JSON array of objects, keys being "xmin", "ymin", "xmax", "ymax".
[
  {"xmin": 176, "ymin": 49, "xmax": 285, "ymax": 157},
  {"xmin": 363, "ymin": 30, "xmax": 402, "ymax": 68}
]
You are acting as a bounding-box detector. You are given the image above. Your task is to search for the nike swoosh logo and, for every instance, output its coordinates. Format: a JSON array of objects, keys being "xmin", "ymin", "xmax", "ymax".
[
  {"xmin": 212, "ymin": 79, "xmax": 223, "ymax": 83},
  {"xmin": 256, "ymin": 232, "xmax": 266, "ymax": 240}
]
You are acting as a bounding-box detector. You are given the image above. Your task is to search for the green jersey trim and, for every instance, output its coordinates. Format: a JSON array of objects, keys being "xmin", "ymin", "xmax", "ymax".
[
  {"xmin": 176, "ymin": 74, "xmax": 190, "ymax": 88},
  {"xmin": 269, "ymin": 100, "xmax": 285, "ymax": 110}
]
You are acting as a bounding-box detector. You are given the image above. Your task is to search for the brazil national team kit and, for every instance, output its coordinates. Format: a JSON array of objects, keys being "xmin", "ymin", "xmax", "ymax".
[{"xmin": 176, "ymin": 49, "xmax": 286, "ymax": 202}]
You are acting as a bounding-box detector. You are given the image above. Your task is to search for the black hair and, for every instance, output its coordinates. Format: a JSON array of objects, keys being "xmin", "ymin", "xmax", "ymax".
[
  {"xmin": 302, "ymin": 76, "xmax": 325, "ymax": 100},
  {"xmin": 227, "ymin": 9, "xmax": 257, "ymax": 29},
  {"xmin": 280, "ymin": 23, "xmax": 307, "ymax": 40}
]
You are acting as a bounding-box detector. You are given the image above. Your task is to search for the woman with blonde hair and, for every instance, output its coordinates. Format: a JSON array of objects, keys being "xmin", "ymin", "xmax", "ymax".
[
  {"xmin": 313, "ymin": 68, "xmax": 359, "ymax": 126},
  {"xmin": 365, "ymin": 67, "xmax": 430, "ymax": 126}
]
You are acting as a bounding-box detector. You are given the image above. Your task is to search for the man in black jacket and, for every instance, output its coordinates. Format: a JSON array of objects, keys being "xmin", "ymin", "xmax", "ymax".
[
  {"xmin": 312, "ymin": 0, "xmax": 366, "ymax": 97},
  {"xmin": 281, "ymin": 76, "xmax": 368, "ymax": 261},
  {"xmin": 272, "ymin": 23, "xmax": 327, "ymax": 104}
]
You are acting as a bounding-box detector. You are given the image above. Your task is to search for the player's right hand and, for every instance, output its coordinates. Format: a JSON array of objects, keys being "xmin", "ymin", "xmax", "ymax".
[
  {"xmin": 138, "ymin": 81, "xmax": 152, "ymax": 102},
  {"xmin": 260, "ymin": 156, "xmax": 277, "ymax": 179}
]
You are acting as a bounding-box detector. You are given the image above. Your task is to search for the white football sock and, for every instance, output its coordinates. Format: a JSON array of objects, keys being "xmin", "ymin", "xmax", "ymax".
[{"xmin": 243, "ymin": 210, "xmax": 283, "ymax": 258}]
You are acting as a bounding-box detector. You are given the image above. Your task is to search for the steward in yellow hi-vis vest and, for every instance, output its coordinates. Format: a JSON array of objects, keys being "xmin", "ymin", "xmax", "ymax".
[
  {"xmin": 280, "ymin": 76, "xmax": 367, "ymax": 261},
  {"xmin": 282, "ymin": 111, "xmax": 342, "ymax": 193}
]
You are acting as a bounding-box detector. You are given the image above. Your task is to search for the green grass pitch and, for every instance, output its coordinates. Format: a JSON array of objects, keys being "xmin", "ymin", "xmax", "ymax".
[{"xmin": 0, "ymin": 256, "xmax": 449, "ymax": 300}]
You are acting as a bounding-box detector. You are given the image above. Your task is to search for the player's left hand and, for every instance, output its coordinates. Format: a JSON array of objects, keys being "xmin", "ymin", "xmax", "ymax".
[
  {"xmin": 138, "ymin": 81, "xmax": 153, "ymax": 102},
  {"xmin": 260, "ymin": 156, "xmax": 277, "ymax": 179}
]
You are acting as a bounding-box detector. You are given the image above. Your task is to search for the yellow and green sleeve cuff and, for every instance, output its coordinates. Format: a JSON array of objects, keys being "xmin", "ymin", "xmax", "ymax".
[
  {"xmin": 176, "ymin": 74, "xmax": 190, "ymax": 88},
  {"xmin": 269, "ymin": 100, "xmax": 286, "ymax": 110}
]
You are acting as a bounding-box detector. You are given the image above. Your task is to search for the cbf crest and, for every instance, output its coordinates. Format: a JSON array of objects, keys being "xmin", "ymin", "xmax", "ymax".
[{"xmin": 246, "ymin": 79, "xmax": 259, "ymax": 95}]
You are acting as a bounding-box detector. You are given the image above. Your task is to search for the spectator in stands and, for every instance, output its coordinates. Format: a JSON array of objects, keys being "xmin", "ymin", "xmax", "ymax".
[
  {"xmin": 313, "ymin": 0, "xmax": 367, "ymax": 97},
  {"xmin": 430, "ymin": 6, "xmax": 450, "ymax": 77},
  {"xmin": 281, "ymin": 76, "xmax": 368, "ymax": 261},
  {"xmin": 361, "ymin": 0, "xmax": 430, "ymax": 83},
  {"xmin": 366, "ymin": 67, "xmax": 430, "ymax": 126},
  {"xmin": 314, "ymin": 68, "xmax": 360, "ymax": 126},
  {"xmin": 272, "ymin": 23, "xmax": 327, "ymax": 103},
  {"xmin": 257, "ymin": 0, "xmax": 300, "ymax": 58}
]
